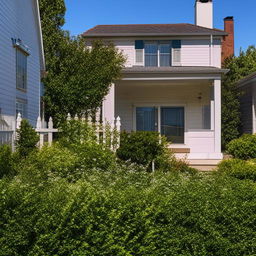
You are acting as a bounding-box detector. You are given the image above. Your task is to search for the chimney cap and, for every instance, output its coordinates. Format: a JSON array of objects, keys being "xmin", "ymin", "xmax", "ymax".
[
  {"xmin": 224, "ymin": 16, "xmax": 234, "ymax": 21},
  {"xmin": 196, "ymin": 0, "xmax": 212, "ymax": 2}
]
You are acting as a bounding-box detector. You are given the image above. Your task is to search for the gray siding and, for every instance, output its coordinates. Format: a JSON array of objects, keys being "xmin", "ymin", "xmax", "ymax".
[
  {"xmin": 0, "ymin": 0, "xmax": 41, "ymax": 127},
  {"xmin": 240, "ymin": 86, "xmax": 253, "ymax": 134}
]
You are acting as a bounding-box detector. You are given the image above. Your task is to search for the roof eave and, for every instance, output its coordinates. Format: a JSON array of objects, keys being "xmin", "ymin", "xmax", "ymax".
[{"xmin": 83, "ymin": 32, "xmax": 228, "ymax": 38}]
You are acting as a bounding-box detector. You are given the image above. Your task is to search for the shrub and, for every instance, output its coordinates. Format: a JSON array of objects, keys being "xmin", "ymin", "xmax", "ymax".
[
  {"xmin": 226, "ymin": 134, "xmax": 256, "ymax": 160},
  {"xmin": 0, "ymin": 145, "xmax": 15, "ymax": 179},
  {"xmin": 117, "ymin": 131, "xmax": 169, "ymax": 169},
  {"xmin": 16, "ymin": 119, "xmax": 39, "ymax": 158},
  {"xmin": 1, "ymin": 170, "xmax": 256, "ymax": 255},
  {"xmin": 218, "ymin": 158, "xmax": 256, "ymax": 181}
]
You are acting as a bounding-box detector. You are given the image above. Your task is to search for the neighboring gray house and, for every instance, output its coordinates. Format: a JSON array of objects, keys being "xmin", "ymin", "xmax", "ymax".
[
  {"xmin": 0, "ymin": 0, "xmax": 45, "ymax": 128},
  {"xmin": 238, "ymin": 72, "xmax": 256, "ymax": 134}
]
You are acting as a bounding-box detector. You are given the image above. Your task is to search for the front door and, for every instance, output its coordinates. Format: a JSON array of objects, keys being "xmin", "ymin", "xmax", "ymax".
[{"xmin": 136, "ymin": 106, "xmax": 185, "ymax": 144}]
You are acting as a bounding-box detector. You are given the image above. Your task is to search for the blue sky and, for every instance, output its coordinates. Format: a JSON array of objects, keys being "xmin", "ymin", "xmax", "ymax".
[{"xmin": 63, "ymin": 0, "xmax": 256, "ymax": 56}]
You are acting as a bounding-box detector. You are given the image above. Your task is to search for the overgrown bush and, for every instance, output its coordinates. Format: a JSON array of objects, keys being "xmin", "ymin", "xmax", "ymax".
[
  {"xmin": 0, "ymin": 145, "xmax": 15, "ymax": 179},
  {"xmin": 1, "ymin": 170, "xmax": 256, "ymax": 255},
  {"xmin": 16, "ymin": 119, "xmax": 39, "ymax": 158},
  {"xmin": 117, "ymin": 131, "xmax": 170, "ymax": 170},
  {"xmin": 226, "ymin": 134, "xmax": 256, "ymax": 160},
  {"xmin": 218, "ymin": 158, "xmax": 256, "ymax": 181}
]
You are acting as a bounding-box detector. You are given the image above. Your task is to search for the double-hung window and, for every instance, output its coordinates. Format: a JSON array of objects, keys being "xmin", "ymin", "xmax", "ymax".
[
  {"xmin": 142, "ymin": 40, "xmax": 181, "ymax": 67},
  {"xmin": 159, "ymin": 42, "xmax": 171, "ymax": 67},
  {"xmin": 145, "ymin": 42, "xmax": 158, "ymax": 67},
  {"xmin": 16, "ymin": 49, "xmax": 28, "ymax": 90}
]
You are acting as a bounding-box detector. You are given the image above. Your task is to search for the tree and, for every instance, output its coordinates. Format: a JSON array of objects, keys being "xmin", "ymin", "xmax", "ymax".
[
  {"xmin": 16, "ymin": 120, "xmax": 39, "ymax": 157},
  {"xmin": 39, "ymin": 1, "xmax": 125, "ymax": 125},
  {"xmin": 222, "ymin": 46, "xmax": 256, "ymax": 148}
]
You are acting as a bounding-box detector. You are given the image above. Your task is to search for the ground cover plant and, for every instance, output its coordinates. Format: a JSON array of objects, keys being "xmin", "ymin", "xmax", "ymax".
[{"xmin": 0, "ymin": 126, "xmax": 256, "ymax": 255}]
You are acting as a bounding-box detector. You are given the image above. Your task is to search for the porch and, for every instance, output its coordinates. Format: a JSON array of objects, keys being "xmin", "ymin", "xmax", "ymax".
[{"xmin": 103, "ymin": 67, "xmax": 227, "ymax": 163}]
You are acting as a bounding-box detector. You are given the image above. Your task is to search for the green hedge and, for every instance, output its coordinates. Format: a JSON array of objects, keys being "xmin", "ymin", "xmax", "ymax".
[
  {"xmin": 226, "ymin": 134, "xmax": 256, "ymax": 160},
  {"xmin": 0, "ymin": 170, "xmax": 256, "ymax": 255},
  {"xmin": 218, "ymin": 158, "xmax": 256, "ymax": 181}
]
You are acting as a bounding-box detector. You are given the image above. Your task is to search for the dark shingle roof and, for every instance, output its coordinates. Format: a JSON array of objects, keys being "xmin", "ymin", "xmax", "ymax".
[{"xmin": 83, "ymin": 23, "xmax": 227, "ymax": 37}]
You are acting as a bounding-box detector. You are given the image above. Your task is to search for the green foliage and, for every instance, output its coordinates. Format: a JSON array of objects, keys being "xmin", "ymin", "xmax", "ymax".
[
  {"xmin": 117, "ymin": 131, "xmax": 169, "ymax": 169},
  {"xmin": 218, "ymin": 158, "xmax": 256, "ymax": 181},
  {"xmin": 222, "ymin": 46, "xmax": 256, "ymax": 148},
  {"xmin": 16, "ymin": 120, "xmax": 39, "ymax": 158},
  {"xmin": 0, "ymin": 145, "xmax": 15, "ymax": 179},
  {"xmin": 39, "ymin": 0, "xmax": 125, "ymax": 125},
  {"xmin": 1, "ymin": 169, "xmax": 256, "ymax": 255},
  {"xmin": 226, "ymin": 134, "xmax": 256, "ymax": 160}
]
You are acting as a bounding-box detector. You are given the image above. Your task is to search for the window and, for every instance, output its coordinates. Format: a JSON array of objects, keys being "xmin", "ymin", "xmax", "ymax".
[
  {"xmin": 16, "ymin": 99, "xmax": 27, "ymax": 118},
  {"xmin": 142, "ymin": 40, "xmax": 181, "ymax": 67},
  {"xmin": 202, "ymin": 105, "xmax": 211, "ymax": 129},
  {"xmin": 16, "ymin": 49, "xmax": 27, "ymax": 90},
  {"xmin": 159, "ymin": 43, "xmax": 171, "ymax": 67},
  {"xmin": 136, "ymin": 107, "xmax": 158, "ymax": 131},
  {"xmin": 136, "ymin": 106, "xmax": 185, "ymax": 144},
  {"xmin": 145, "ymin": 42, "xmax": 158, "ymax": 67}
]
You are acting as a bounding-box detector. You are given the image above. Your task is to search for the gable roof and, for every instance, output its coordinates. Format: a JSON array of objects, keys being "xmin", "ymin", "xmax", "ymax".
[{"xmin": 83, "ymin": 23, "xmax": 227, "ymax": 38}]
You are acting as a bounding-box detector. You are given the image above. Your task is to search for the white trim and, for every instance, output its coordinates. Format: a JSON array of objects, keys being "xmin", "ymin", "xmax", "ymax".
[
  {"xmin": 122, "ymin": 76, "xmax": 222, "ymax": 81},
  {"xmin": 213, "ymin": 79, "xmax": 221, "ymax": 153}
]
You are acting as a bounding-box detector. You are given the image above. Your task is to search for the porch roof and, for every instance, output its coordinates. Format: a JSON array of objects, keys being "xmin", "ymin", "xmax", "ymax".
[{"xmin": 122, "ymin": 66, "xmax": 229, "ymax": 75}]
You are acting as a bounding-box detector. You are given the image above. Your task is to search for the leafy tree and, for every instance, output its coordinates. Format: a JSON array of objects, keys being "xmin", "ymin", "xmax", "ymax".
[
  {"xmin": 222, "ymin": 46, "xmax": 256, "ymax": 148},
  {"xmin": 39, "ymin": 1, "xmax": 125, "ymax": 125},
  {"xmin": 16, "ymin": 120, "xmax": 39, "ymax": 158}
]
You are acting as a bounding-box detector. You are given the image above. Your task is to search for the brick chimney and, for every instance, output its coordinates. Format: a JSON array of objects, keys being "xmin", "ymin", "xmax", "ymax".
[{"xmin": 222, "ymin": 16, "xmax": 234, "ymax": 64}]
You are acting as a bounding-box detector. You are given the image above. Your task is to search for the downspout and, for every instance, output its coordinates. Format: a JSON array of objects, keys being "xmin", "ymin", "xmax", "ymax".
[{"xmin": 210, "ymin": 34, "xmax": 213, "ymax": 66}]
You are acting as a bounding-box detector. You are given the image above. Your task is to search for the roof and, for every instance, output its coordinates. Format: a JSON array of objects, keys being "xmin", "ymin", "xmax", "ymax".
[
  {"xmin": 122, "ymin": 66, "xmax": 229, "ymax": 74},
  {"xmin": 83, "ymin": 23, "xmax": 227, "ymax": 38},
  {"xmin": 237, "ymin": 71, "xmax": 256, "ymax": 88}
]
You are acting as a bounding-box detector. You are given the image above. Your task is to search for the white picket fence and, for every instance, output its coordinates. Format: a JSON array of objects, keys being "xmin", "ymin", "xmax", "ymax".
[
  {"xmin": 0, "ymin": 113, "xmax": 121, "ymax": 152},
  {"xmin": 66, "ymin": 113, "xmax": 121, "ymax": 151}
]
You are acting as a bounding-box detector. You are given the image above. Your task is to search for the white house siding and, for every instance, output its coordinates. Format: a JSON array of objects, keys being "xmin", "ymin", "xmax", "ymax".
[
  {"xmin": 0, "ymin": 0, "xmax": 41, "ymax": 127},
  {"xmin": 113, "ymin": 38, "xmax": 221, "ymax": 68}
]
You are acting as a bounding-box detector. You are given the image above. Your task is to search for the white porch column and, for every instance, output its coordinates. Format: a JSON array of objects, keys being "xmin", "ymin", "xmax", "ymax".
[
  {"xmin": 103, "ymin": 83, "xmax": 115, "ymax": 123},
  {"xmin": 213, "ymin": 79, "xmax": 222, "ymax": 155}
]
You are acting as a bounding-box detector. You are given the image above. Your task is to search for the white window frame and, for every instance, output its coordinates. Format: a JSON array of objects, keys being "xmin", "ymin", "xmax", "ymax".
[{"xmin": 133, "ymin": 103, "xmax": 187, "ymax": 145}]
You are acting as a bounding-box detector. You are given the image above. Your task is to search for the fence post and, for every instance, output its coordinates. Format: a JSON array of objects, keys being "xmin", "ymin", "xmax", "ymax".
[
  {"xmin": 48, "ymin": 117, "xmax": 53, "ymax": 146},
  {"xmin": 116, "ymin": 116, "xmax": 121, "ymax": 150},
  {"xmin": 67, "ymin": 113, "xmax": 71, "ymax": 121},
  {"xmin": 16, "ymin": 113, "xmax": 22, "ymax": 130},
  {"xmin": 36, "ymin": 116, "xmax": 44, "ymax": 149},
  {"xmin": 110, "ymin": 119, "xmax": 115, "ymax": 151}
]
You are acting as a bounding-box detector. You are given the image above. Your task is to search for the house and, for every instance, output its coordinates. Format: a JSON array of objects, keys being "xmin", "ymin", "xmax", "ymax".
[
  {"xmin": 238, "ymin": 72, "xmax": 256, "ymax": 134},
  {"xmin": 83, "ymin": 0, "xmax": 231, "ymax": 167},
  {"xmin": 0, "ymin": 0, "xmax": 45, "ymax": 129}
]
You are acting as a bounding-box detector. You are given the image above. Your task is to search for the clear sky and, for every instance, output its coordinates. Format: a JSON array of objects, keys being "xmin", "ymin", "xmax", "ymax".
[{"xmin": 63, "ymin": 0, "xmax": 256, "ymax": 56}]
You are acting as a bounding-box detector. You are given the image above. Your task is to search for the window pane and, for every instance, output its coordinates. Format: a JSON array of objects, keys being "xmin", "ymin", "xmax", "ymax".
[
  {"xmin": 159, "ymin": 44, "xmax": 170, "ymax": 54},
  {"xmin": 160, "ymin": 54, "xmax": 170, "ymax": 66},
  {"xmin": 145, "ymin": 55, "xmax": 158, "ymax": 67},
  {"xmin": 161, "ymin": 107, "xmax": 184, "ymax": 143},
  {"xmin": 136, "ymin": 107, "xmax": 158, "ymax": 132},
  {"xmin": 145, "ymin": 43, "xmax": 158, "ymax": 54},
  {"xmin": 16, "ymin": 50, "xmax": 27, "ymax": 90}
]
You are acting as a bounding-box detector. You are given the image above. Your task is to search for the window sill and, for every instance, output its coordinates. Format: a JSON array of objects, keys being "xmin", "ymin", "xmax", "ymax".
[{"xmin": 16, "ymin": 88, "xmax": 27, "ymax": 93}]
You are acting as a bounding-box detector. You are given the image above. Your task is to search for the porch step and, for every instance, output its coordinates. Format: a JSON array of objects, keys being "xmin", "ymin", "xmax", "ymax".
[
  {"xmin": 170, "ymin": 148, "xmax": 190, "ymax": 154},
  {"xmin": 188, "ymin": 159, "xmax": 221, "ymax": 172}
]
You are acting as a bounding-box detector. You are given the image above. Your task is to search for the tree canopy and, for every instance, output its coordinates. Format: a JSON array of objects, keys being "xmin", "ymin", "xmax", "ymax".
[
  {"xmin": 39, "ymin": 0, "xmax": 125, "ymax": 124},
  {"xmin": 222, "ymin": 46, "xmax": 256, "ymax": 148}
]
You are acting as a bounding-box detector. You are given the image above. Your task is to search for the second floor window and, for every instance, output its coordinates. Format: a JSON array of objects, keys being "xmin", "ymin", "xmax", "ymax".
[
  {"xmin": 135, "ymin": 40, "xmax": 181, "ymax": 67},
  {"xmin": 16, "ymin": 49, "xmax": 27, "ymax": 90}
]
